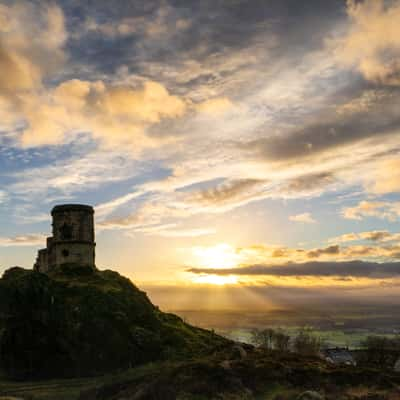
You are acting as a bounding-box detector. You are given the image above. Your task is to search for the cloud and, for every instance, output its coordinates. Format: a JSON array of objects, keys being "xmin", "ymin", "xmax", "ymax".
[
  {"xmin": 330, "ymin": 230, "xmax": 400, "ymax": 243},
  {"xmin": 335, "ymin": 0, "xmax": 400, "ymax": 86},
  {"xmin": 243, "ymin": 112, "xmax": 400, "ymax": 163},
  {"xmin": 187, "ymin": 260, "xmax": 400, "ymax": 279},
  {"xmin": 0, "ymin": 234, "xmax": 46, "ymax": 247},
  {"xmin": 0, "ymin": 2, "xmax": 189, "ymax": 150},
  {"xmin": 186, "ymin": 239, "xmax": 400, "ymax": 274},
  {"xmin": 187, "ymin": 178, "xmax": 267, "ymax": 206},
  {"xmin": 0, "ymin": 1, "xmax": 68, "ymax": 142},
  {"xmin": 359, "ymin": 231, "xmax": 394, "ymax": 241},
  {"xmin": 329, "ymin": 232, "xmax": 360, "ymax": 243},
  {"xmin": 342, "ymin": 200, "xmax": 400, "ymax": 221},
  {"xmin": 289, "ymin": 212, "xmax": 316, "ymax": 224},
  {"xmin": 195, "ymin": 97, "xmax": 234, "ymax": 115},
  {"xmin": 0, "ymin": 2, "xmax": 66, "ymax": 96},
  {"xmin": 367, "ymin": 159, "xmax": 400, "ymax": 194},
  {"xmin": 95, "ymin": 168, "xmax": 339, "ymax": 232},
  {"xmin": 76, "ymin": 3, "xmax": 191, "ymax": 40},
  {"xmin": 9, "ymin": 149, "xmax": 142, "ymax": 200},
  {"xmin": 278, "ymin": 172, "xmax": 336, "ymax": 198},
  {"xmin": 336, "ymin": 90, "xmax": 393, "ymax": 115},
  {"xmin": 307, "ymin": 245, "xmax": 340, "ymax": 258},
  {"xmin": 96, "ymin": 177, "xmax": 271, "ymax": 231},
  {"xmin": 133, "ymin": 224, "xmax": 216, "ymax": 238},
  {"xmin": 95, "ymin": 191, "xmax": 146, "ymax": 219},
  {"xmin": 98, "ymin": 212, "xmax": 143, "ymax": 230},
  {"xmin": 17, "ymin": 79, "xmax": 187, "ymax": 148}
]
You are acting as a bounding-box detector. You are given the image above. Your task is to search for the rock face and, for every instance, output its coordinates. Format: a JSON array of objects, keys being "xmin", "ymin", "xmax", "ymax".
[{"xmin": 0, "ymin": 265, "xmax": 227, "ymax": 379}]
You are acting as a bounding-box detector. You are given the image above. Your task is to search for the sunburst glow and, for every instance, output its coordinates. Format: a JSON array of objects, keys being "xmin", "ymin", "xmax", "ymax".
[
  {"xmin": 191, "ymin": 243, "xmax": 240, "ymax": 269},
  {"xmin": 191, "ymin": 274, "xmax": 238, "ymax": 285},
  {"xmin": 188, "ymin": 243, "xmax": 241, "ymax": 285}
]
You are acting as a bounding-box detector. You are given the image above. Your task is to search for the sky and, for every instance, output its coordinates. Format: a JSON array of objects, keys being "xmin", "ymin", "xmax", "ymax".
[{"xmin": 1, "ymin": 0, "xmax": 400, "ymax": 311}]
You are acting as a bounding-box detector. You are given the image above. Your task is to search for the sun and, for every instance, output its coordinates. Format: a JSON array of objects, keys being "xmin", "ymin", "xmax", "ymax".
[
  {"xmin": 191, "ymin": 243, "xmax": 240, "ymax": 269},
  {"xmin": 189, "ymin": 243, "xmax": 240, "ymax": 285}
]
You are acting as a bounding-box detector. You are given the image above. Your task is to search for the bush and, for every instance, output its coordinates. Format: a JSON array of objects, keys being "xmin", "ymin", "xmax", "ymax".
[{"xmin": 359, "ymin": 335, "xmax": 400, "ymax": 369}]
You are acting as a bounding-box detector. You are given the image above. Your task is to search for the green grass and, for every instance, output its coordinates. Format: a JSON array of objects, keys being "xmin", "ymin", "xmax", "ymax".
[
  {"xmin": 254, "ymin": 384, "xmax": 299, "ymax": 400},
  {"xmin": 0, "ymin": 376, "xmax": 96, "ymax": 399},
  {"xmin": 0, "ymin": 362, "xmax": 165, "ymax": 400}
]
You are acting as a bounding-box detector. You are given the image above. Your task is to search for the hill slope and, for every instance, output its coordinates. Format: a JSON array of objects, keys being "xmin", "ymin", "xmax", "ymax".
[
  {"xmin": 0, "ymin": 265, "xmax": 228, "ymax": 379},
  {"xmin": 78, "ymin": 351, "xmax": 400, "ymax": 400},
  {"xmin": 1, "ymin": 350, "xmax": 400, "ymax": 400}
]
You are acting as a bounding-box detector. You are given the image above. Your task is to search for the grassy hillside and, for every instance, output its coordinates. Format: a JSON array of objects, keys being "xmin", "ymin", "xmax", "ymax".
[
  {"xmin": 1, "ymin": 349, "xmax": 400, "ymax": 399},
  {"xmin": 0, "ymin": 265, "xmax": 228, "ymax": 379}
]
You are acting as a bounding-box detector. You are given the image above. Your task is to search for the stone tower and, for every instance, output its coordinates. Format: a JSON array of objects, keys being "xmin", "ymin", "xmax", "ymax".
[{"xmin": 34, "ymin": 204, "xmax": 96, "ymax": 272}]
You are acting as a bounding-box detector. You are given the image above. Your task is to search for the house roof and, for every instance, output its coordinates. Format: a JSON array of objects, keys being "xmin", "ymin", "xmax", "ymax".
[{"xmin": 322, "ymin": 348, "xmax": 355, "ymax": 364}]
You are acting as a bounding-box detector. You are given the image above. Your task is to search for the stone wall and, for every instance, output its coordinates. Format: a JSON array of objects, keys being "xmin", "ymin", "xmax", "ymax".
[{"xmin": 51, "ymin": 242, "xmax": 95, "ymax": 268}]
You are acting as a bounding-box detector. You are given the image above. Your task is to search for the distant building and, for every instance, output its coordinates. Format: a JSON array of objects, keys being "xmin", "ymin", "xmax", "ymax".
[
  {"xmin": 34, "ymin": 204, "xmax": 96, "ymax": 272},
  {"xmin": 322, "ymin": 347, "xmax": 356, "ymax": 366}
]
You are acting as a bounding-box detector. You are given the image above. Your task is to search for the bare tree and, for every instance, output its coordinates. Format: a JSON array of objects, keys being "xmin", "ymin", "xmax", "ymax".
[
  {"xmin": 292, "ymin": 328, "xmax": 322, "ymax": 356},
  {"xmin": 251, "ymin": 328, "xmax": 290, "ymax": 352}
]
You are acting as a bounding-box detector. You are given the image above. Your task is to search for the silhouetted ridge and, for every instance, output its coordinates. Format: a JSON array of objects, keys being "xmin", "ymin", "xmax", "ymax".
[{"xmin": 0, "ymin": 265, "xmax": 228, "ymax": 379}]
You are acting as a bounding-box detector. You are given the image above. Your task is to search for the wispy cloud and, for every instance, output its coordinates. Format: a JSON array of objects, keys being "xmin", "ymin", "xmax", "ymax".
[
  {"xmin": 132, "ymin": 224, "xmax": 216, "ymax": 238},
  {"xmin": 289, "ymin": 212, "xmax": 316, "ymax": 224},
  {"xmin": 0, "ymin": 234, "xmax": 46, "ymax": 247}
]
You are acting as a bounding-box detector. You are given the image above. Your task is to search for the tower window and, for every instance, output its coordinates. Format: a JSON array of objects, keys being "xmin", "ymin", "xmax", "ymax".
[
  {"xmin": 62, "ymin": 249, "xmax": 69, "ymax": 257},
  {"xmin": 59, "ymin": 223, "xmax": 73, "ymax": 240}
]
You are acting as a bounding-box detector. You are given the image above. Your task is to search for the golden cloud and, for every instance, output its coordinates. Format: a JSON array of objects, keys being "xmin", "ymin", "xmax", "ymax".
[
  {"xmin": 0, "ymin": 2, "xmax": 66, "ymax": 95},
  {"xmin": 330, "ymin": 230, "xmax": 400, "ymax": 243},
  {"xmin": 195, "ymin": 97, "xmax": 234, "ymax": 115},
  {"xmin": 335, "ymin": 0, "xmax": 400, "ymax": 85},
  {"xmin": 12, "ymin": 79, "xmax": 187, "ymax": 148},
  {"xmin": 368, "ymin": 159, "xmax": 400, "ymax": 194},
  {"xmin": 0, "ymin": 2, "xmax": 188, "ymax": 150},
  {"xmin": 342, "ymin": 200, "xmax": 400, "ymax": 221}
]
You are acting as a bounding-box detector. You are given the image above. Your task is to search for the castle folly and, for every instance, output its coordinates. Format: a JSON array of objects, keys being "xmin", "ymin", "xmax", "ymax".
[{"xmin": 34, "ymin": 204, "xmax": 96, "ymax": 272}]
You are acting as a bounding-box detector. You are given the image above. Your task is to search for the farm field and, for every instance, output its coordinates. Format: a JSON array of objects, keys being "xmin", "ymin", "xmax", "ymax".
[
  {"xmin": 217, "ymin": 327, "xmax": 397, "ymax": 348},
  {"xmin": 175, "ymin": 306, "xmax": 400, "ymax": 349}
]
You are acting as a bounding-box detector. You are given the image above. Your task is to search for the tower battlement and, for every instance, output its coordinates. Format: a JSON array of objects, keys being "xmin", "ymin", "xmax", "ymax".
[{"xmin": 34, "ymin": 204, "xmax": 96, "ymax": 272}]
